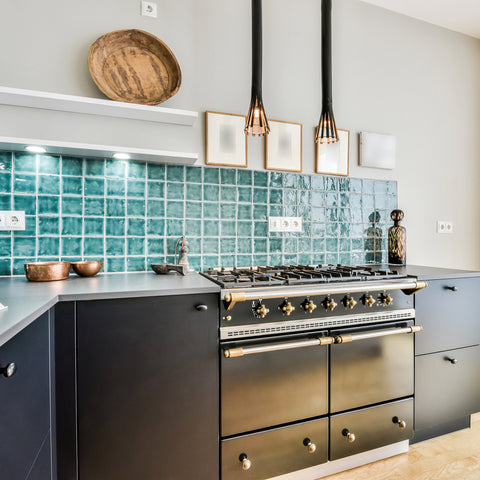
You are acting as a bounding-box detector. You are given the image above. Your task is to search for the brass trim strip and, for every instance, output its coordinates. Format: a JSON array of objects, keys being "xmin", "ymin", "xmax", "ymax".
[
  {"xmin": 334, "ymin": 325, "xmax": 423, "ymax": 344},
  {"xmin": 402, "ymin": 280, "xmax": 428, "ymax": 295},
  {"xmin": 223, "ymin": 336, "xmax": 334, "ymax": 358},
  {"xmin": 222, "ymin": 279, "xmax": 428, "ymax": 309}
]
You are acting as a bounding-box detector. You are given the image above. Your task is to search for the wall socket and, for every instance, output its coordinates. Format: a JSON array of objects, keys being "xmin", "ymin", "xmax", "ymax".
[
  {"xmin": 141, "ymin": 1, "xmax": 157, "ymax": 17},
  {"xmin": 268, "ymin": 216, "xmax": 303, "ymax": 233},
  {"xmin": 0, "ymin": 211, "xmax": 26, "ymax": 231},
  {"xmin": 437, "ymin": 220, "xmax": 453, "ymax": 234}
]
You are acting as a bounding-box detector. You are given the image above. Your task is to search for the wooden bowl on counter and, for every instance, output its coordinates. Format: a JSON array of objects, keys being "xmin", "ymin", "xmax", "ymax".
[
  {"xmin": 24, "ymin": 261, "xmax": 71, "ymax": 282},
  {"xmin": 71, "ymin": 261, "xmax": 103, "ymax": 277}
]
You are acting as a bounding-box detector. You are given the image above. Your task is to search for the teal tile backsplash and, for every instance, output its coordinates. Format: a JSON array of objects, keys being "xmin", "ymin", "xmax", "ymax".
[{"xmin": 0, "ymin": 152, "xmax": 397, "ymax": 275}]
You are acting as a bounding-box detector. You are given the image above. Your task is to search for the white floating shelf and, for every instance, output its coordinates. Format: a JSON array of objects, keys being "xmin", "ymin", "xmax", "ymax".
[
  {"xmin": 0, "ymin": 86, "xmax": 198, "ymax": 126},
  {"xmin": 0, "ymin": 136, "xmax": 198, "ymax": 165}
]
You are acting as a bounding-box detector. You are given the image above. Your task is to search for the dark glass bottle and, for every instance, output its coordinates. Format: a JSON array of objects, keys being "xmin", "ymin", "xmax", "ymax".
[{"xmin": 388, "ymin": 209, "xmax": 406, "ymax": 265}]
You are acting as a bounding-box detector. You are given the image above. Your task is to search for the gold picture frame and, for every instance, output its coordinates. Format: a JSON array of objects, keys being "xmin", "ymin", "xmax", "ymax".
[
  {"xmin": 205, "ymin": 111, "xmax": 248, "ymax": 167},
  {"xmin": 315, "ymin": 128, "xmax": 350, "ymax": 176},
  {"xmin": 265, "ymin": 119, "xmax": 303, "ymax": 172}
]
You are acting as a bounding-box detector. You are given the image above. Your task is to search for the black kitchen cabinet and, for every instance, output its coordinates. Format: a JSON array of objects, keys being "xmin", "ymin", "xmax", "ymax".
[
  {"xmin": 75, "ymin": 294, "xmax": 219, "ymax": 480},
  {"xmin": 415, "ymin": 345, "xmax": 480, "ymax": 430},
  {"xmin": 0, "ymin": 312, "xmax": 52, "ymax": 480},
  {"xmin": 414, "ymin": 277, "xmax": 480, "ymax": 442},
  {"xmin": 415, "ymin": 277, "xmax": 480, "ymax": 355}
]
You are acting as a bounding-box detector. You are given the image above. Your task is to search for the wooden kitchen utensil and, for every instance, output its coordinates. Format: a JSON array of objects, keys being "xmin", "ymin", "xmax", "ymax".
[{"xmin": 88, "ymin": 29, "xmax": 181, "ymax": 105}]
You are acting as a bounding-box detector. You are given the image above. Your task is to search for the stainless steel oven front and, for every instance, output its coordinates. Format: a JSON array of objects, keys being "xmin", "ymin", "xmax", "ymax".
[{"xmin": 216, "ymin": 276, "xmax": 425, "ymax": 480}]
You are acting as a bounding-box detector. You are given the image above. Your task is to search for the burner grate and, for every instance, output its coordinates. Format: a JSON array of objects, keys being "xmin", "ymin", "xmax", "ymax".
[{"xmin": 200, "ymin": 264, "xmax": 407, "ymax": 289}]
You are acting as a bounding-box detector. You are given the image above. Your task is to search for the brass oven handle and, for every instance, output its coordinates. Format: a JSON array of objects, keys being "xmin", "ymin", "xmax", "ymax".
[
  {"xmin": 222, "ymin": 280, "xmax": 428, "ymax": 309},
  {"xmin": 224, "ymin": 336, "xmax": 335, "ymax": 358},
  {"xmin": 334, "ymin": 325, "xmax": 423, "ymax": 344}
]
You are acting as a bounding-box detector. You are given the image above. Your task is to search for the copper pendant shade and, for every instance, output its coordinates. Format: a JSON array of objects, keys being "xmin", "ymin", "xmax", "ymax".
[
  {"xmin": 245, "ymin": 0, "xmax": 270, "ymax": 136},
  {"xmin": 315, "ymin": 0, "xmax": 339, "ymax": 144}
]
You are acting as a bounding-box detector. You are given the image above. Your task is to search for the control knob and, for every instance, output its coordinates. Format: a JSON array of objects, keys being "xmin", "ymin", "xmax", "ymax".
[
  {"xmin": 254, "ymin": 303, "xmax": 270, "ymax": 318},
  {"xmin": 380, "ymin": 293, "xmax": 393, "ymax": 306},
  {"xmin": 364, "ymin": 294, "xmax": 376, "ymax": 308},
  {"xmin": 325, "ymin": 297, "xmax": 337, "ymax": 311},
  {"xmin": 302, "ymin": 299, "xmax": 317, "ymax": 314},
  {"xmin": 344, "ymin": 296, "xmax": 357, "ymax": 309},
  {"xmin": 280, "ymin": 301, "xmax": 295, "ymax": 316}
]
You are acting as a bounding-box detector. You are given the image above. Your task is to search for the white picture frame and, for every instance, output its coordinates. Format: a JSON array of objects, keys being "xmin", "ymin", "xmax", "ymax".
[
  {"xmin": 205, "ymin": 111, "xmax": 248, "ymax": 167},
  {"xmin": 315, "ymin": 128, "xmax": 350, "ymax": 176},
  {"xmin": 265, "ymin": 119, "xmax": 303, "ymax": 172}
]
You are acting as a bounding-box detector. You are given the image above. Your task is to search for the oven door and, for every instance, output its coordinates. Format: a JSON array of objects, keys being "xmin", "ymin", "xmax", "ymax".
[
  {"xmin": 221, "ymin": 331, "xmax": 330, "ymax": 437},
  {"xmin": 330, "ymin": 320, "xmax": 415, "ymax": 413}
]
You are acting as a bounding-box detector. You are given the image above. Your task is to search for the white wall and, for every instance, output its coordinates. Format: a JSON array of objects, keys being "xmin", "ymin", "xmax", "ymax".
[{"xmin": 1, "ymin": 0, "xmax": 480, "ymax": 269}]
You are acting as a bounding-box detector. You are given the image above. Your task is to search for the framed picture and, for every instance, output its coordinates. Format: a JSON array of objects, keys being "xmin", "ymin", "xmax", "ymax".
[
  {"xmin": 315, "ymin": 128, "xmax": 350, "ymax": 176},
  {"xmin": 265, "ymin": 120, "xmax": 303, "ymax": 172},
  {"xmin": 205, "ymin": 111, "xmax": 248, "ymax": 167}
]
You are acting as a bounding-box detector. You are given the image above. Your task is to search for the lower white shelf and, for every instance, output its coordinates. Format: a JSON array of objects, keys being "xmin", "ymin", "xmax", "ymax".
[{"xmin": 0, "ymin": 136, "xmax": 198, "ymax": 165}]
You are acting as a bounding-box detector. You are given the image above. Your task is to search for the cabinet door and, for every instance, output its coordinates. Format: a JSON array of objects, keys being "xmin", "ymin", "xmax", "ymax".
[
  {"xmin": 0, "ymin": 313, "xmax": 51, "ymax": 480},
  {"xmin": 77, "ymin": 294, "xmax": 219, "ymax": 480},
  {"xmin": 415, "ymin": 277, "xmax": 480, "ymax": 354},
  {"xmin": 415, "ymin": 345, "xmax": 480, "ymax": 431}
]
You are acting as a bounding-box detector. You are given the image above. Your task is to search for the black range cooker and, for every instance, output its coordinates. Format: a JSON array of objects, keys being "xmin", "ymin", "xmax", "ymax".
[{"xmin": 200, "ymin": 264, "xmax": 428, "ymax": 480}]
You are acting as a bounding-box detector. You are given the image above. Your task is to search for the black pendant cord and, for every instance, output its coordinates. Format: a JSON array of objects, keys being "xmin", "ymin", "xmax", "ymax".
[
  {"xmin": 245, "ymin": 0, "xmax": 269, "ymax": 136},
  {"xmin": 316, "ymin": 0, "xmax": 339, "ymax": 144},
  {"xmin": 252, "ymin": 0, "xmax": 263, "ymax": 99},
  {"xmin": 321, "ymin": 0, "xmax": 333, "ymax": 110}
]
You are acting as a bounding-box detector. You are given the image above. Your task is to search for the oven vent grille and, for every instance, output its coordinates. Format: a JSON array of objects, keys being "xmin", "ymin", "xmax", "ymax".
[{"xmin": 220, "ymin": 309, "xmax": 415, "ymax": 340}]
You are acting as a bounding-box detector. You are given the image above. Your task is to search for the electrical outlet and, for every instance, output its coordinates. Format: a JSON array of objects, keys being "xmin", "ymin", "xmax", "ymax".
[
  {"xmin": 437, "ymin": 220, "xmax": 453, "ymax": 234},
  {"xmin": 0, "ymin": 211, "xmax": 25, "ymax": 231},
  {"xmin": 268, "ymin": 217, "xmax": 303, "ymax": 233},
  {"xmin": 141, "ymin": 1, "xmax": 157, "ymax": 17}
]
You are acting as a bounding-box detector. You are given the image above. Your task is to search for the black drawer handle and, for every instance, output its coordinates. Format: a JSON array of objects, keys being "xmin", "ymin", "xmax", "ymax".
[
  {"xmin": 195, "ymin": 304, "xmax": 208, "ymax": 311},
  {"xmin": 0, "ymin": 362, "xmax": 17, "ymax": 378},
  {"xmin": 445, "ymin": 286, "xmax": 458, "ymax": 292},
  {"xmin": 445, "ymin": 357, "xmax": 458, "ymax": 364}
]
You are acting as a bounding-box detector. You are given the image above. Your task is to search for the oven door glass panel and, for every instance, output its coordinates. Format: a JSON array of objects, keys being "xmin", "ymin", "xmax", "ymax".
[
  {"xmin": 222, "ymin": 417, "xmax": 328, "ymax": 480},
  {"xmin": 221, "ymin": 332, "xmax": 329, "ymax": 437},
  {"xmin": 330, "ymin": 320, "xmax": 414, "ymax": 413}
]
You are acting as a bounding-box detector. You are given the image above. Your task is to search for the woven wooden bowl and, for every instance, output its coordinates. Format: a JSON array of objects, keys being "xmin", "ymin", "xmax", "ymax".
[{"xmin": 88, "ymin": 29, "xmax": 182, "ymax": 105}]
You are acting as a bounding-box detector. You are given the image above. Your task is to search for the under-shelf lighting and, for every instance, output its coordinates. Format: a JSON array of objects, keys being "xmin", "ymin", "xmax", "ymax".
[
  {"xmin": 113, "ymin": 152, "xmax": 131, "ymax": 160},
  {"xmin": 25, "ymin": 145, "xmax": 47, "ymax": 154}
]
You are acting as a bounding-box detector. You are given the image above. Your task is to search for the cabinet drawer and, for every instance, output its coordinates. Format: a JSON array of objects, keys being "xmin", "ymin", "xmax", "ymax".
[
  {"xmin": 415, "ymin": 278, "xmax": 480, "ymax": 354},
  {"xmin": 415, "ymin": 345, "xmax": 480, "ymax": 430},
  {"xmin": 222, "ymin": 418, "xmax": 328, "ymax": 480},
  {"xmin": 330, "ymin": 399, "xmax": 413, "ymax": 461}
]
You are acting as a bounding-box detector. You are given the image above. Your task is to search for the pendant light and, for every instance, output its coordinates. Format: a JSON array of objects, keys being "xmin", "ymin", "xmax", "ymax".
[
  {"xmin": 245, "ymin": 0, "xmax": 270, "ymax": 136},
  {"xmin": 315, "ymin": 0, "xmax": 339, "ymax": 144}
]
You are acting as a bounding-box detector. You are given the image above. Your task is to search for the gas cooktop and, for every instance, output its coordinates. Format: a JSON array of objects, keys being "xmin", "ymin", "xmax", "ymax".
[{"xmin": 200, "ymin": 264, "xmax": 408, "ymax": 289}]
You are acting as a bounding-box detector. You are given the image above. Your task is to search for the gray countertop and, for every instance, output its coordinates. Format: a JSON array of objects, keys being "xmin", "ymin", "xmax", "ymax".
[
  {"xmin": 398, "ymin": 265, "xmax": 480, "ymax": 280},
  {"xmin": 0, "ymin": 272, "xmax": 220, "ymax": 348},
  {"xmin": 1, "ymin": 264, "xmax": 479, "ymax": 349}
]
